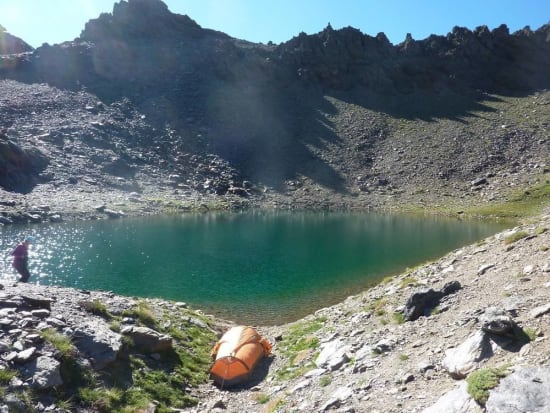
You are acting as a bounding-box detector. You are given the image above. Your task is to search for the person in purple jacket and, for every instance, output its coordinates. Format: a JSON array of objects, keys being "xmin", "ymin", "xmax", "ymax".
[{"xmin": 11, "ymin": 235, "xmax": 34, "ymax": 282}]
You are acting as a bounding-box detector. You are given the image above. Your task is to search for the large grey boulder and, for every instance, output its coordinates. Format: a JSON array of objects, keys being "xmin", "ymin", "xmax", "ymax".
[
  {"xmin": 73, "ymin": 320, "xmax": 122, "ymax": 370},
  {"xmin": 422, "ymin": 381, "xmax": 483, "ymax": 413},
  {"xmin": 486, "ymin": 366, "xmax": 550, "ymax": 413},
  {"xmin": 26, "ymin": 356, "xmax": 62, "ymax": 389},
  {"xmin": 442, "ymin": 331, "xmax": 492, "ymax": 378}
]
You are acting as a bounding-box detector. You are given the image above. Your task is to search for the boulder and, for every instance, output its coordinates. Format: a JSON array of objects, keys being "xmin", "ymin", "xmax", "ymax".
[
  {"xmin": 315, "ymin": 338, "xmax": 351, "ymax": 371},
  {"xmin": 422, "ymin": 381, "xmax": 483, "ymax": 413},
  {"xmin": 404, "ymin": 281, "xmax": 462, "ymax": 321},
  {"xmin": 73, "ymin": 320, "xmax": 123, "ymax": 369},
  {"xmin": 479, "ymin": 307, "xmax": 515, "ymax": 335},
  {"xmin": 14, "ymin": 347, "xmax": 36, "ymax": 363},
  {"xmin": 404, "ymin": 288, "xmax": 443, "ymax": 321},
  {"xmin": 28, "ymin": 356, "xmax": 62, "ymax": 389},
  {"xmin": 120, "ymin": 325, "xmax": 172, "ymax": 353},
  {"xmin": 442, "ymin": 331, "xmax": 492, "ymax": 378},
  {"xmin": 486, "ymin": 366, "xmax": 550, "ymax": 413}
]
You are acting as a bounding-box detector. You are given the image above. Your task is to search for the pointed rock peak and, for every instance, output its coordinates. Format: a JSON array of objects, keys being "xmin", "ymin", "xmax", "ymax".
[
  {"xmin": 113, "ymin": 0, "xmax": 171, "ymax": 19},
  {"xmin": 80, "ymin": 0, "xmax": 202, "ymax": 42},
  {"xmin": 375, "ymin": 32, "xmax": 391, "ymax": 45},
  {"xmin": 0, "ymin": 26, "xmax": 34, "ymax": 54}
]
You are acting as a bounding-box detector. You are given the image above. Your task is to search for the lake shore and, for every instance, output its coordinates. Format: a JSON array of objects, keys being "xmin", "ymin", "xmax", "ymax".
[
  {"xmin": 200, "ymin": 209, "xmax": 549, "ymax": 413},
  {"xmin": 1, "ymin": 192, "xmax": 548, "ymax": 411}
]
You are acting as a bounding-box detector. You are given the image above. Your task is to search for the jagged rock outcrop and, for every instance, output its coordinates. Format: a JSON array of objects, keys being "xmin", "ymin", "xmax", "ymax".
[
  {"xmin": 403, "ymin": 280, "xmax": 461, "ymax": 321},
  {"xmin": 0, "ymin": 25, "xmax": 33, "ymax": 55},
  {"xmin": 0, "ymin": 134, "xmax": 49, "ymax": 193}
]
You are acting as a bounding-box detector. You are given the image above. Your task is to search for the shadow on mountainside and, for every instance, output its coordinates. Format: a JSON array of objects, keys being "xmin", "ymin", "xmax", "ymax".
[{"xmin": 328, "ymin": 87, "xmax": 503, "ymax": 122}]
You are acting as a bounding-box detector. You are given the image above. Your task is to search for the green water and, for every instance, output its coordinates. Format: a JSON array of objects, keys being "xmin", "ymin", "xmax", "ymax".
[{"xmin": 0, "ymin": 211, "xmax": 508, "ymax": 325}]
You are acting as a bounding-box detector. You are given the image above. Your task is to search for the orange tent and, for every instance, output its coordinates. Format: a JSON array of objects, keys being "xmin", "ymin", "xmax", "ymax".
[{"xmin": 210, "ymin": 325, "xmax": 272, "ymax": 388}]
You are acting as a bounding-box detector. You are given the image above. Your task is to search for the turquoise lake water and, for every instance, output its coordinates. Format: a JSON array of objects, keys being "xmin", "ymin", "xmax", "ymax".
[{"xmin": 0, "ymin": 211, "xmax": 509, "ymax": 325}]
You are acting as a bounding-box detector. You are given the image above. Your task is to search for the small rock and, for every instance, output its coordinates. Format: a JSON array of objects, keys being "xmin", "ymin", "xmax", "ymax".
[
  {"xmin": 530, "ymin": 303, "xmax": 550, "ymax": 318},
  {"xmin": 478, "ymin": 263, "xmax": 495, "ymax": 275}
]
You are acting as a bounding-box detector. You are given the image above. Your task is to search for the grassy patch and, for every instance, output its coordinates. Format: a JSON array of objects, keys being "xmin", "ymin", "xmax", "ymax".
[
  {"xmin": 79, "ymin": 299, "xmax": 111, "ymax": 318},
  {"xmin": 122, "ymin": 300, "xmax": 157, "ymax": 328},
  {"xmin": 48, "ymin": 302, "xmax": 217, "ymax": 412},
  {"xmin": 399, "ymin": 276, "xmax": 419, "ymax": 288},
  {"xmin": 392, "ymin": 312, "xmax": 406, "ymax": 324},
  {"xmin": 466, "ymin": 181, "xmax": 550, "ymax": 219},
  {"xmin": 513, "ymin": 325, "xmax": 537, "ymax": 343},
  {"xmin": 275, "ymin": 318, "xmax": 325, "ymax": 381},
  {"xmin": 504, "ymin": 230, "xmax": 529, "ymax": 245},
  {"xmin": 466, "ymin": 366, "xmax": 508, "ymax": 405},
  {"xmin": 367, "ymin": 297, "xmax": 389, "ymax": 318},
  {"xmin": 102, "ymin": 308, "xmax": 217, "ymax": 412},
  {"xmin": 0, "ymin": 368, "xmax": 18, "ymax": 385},
  {"xmin": 255, "ymin": 393, "xmax": 270, "ymax": 404},
  {"xmin": 41, "ymin": 328, "xmax": 77, "ymax": 358},
  {"xmin": 319, "ymin": 375, "xmax": 332, "ymax": 387},
  {"xmin": 430, "ymin": 306, "xmax": 442, "ymax": 316}
]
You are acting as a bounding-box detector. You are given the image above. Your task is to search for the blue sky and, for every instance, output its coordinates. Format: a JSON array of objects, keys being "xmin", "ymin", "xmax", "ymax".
[{"xmin": 1, "ymin": 0, "xmax": 549, "ymax": 48}]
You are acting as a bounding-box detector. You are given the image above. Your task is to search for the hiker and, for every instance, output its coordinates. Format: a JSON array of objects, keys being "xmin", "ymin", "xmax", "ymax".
[{"xmin": 11, "ymin": 235, "xmax": 34, "ymax": 282}]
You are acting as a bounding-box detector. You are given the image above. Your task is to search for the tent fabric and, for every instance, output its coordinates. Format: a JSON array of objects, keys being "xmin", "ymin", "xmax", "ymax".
[{"xmin": 210, "ymin": 325, "xmax": 272, "ymax": 388}]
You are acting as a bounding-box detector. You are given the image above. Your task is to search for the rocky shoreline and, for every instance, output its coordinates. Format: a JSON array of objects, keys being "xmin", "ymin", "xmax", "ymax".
[
  {"xmin": 194, "ymin": 210, "xmax": 549, "ymax": 413},
  {"xmin": 1, "ymin": 200, "xmax": 548, "ymax": 412}
]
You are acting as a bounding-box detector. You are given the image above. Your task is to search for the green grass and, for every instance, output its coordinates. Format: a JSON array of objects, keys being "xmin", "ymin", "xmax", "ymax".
[
  {"xmin": 0, "ymin": 368, "xmax": 18, "ymax": 385},
  {"xmin": 466, "ymin": 366, "xmax": 508, "ymax": 405},
  {"xmin": 80, "ymin": 299, "xmax": 111, "ymax": 318},
  {"xmin": 41, "ymin": 328, "xmax": 77, "ymax": 358},
  {"xmin": 399, "ymin": 276, "xmax": 420, "ymax": 288},
  {"xmin": 367, "ymin": 297, "xmax": 388, "ymax": 314},
  {"xmin": 121, "ymin": 300, "xmax": 157, "ymax": 328},
  {"xmin": 466, "ymin": 181, "xmax": 550, "ymax": 219},
  {"xmin": 275, "ymin": 317, "xmax": 325, "ymax": 381},
  {"xmin": 98, "ymin": 307, "xmax": 217, "ymax": 412},
  {"xmin": 392, "ymin": 312, "xmax": 406, "ymax": 324},
  {"xmin": 504, "ymin": 231, "xmax": 529, "ymax": 245},
  {"xmin": 513, "ymin": 325, "xmax": 537, "ymax": 343},
  {"xmin": 319, "ymin": 375, "xmax": 332, "ymax": 387},
  {"xmin": 255, "ymin": 393, "xmax": 271, "ymax": 404},
  {"xmin": 430, "ymin": 306, "xmax": 442, "ymax": 316}
]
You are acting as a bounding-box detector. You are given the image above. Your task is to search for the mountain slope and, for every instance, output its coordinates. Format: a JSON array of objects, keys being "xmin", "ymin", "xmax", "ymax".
[{"xmin": 0, "ymin": 0, "xmax": 548, "ymax": 213}]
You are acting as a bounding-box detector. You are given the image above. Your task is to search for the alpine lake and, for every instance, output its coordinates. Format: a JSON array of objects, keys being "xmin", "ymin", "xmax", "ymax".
[{"xmin": 0, "ymin": 211, "xmax": 510, "ymax": 325}]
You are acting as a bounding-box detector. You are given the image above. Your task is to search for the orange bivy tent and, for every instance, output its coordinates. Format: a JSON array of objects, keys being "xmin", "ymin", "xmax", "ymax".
[{"xmin": 210, "ymin": 325, "xmax": 272, "ymax": 388}]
